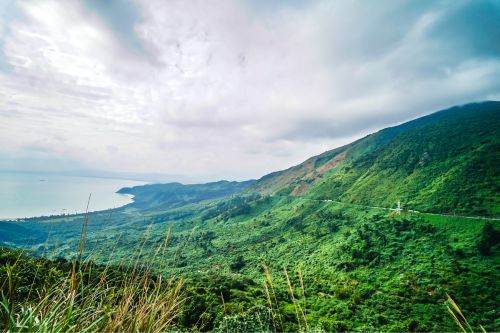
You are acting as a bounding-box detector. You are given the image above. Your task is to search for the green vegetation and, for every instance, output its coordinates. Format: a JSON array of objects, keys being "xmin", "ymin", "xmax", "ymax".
[
  {"xmin": 1, "ymin": 101, "xmax": 499, "ymax": 331},
  {"xmin": 118, "ymin": 180, "xmax": 255, "ymax": 210},
  {"xmin": 255, "ymin": 101, "xmax": 500, "ymax": 217},
  {"xmin": 0, "ymin": 247, "xmax": 183, "ymax": 332},
  {"xmin": 2, "ymin": 202, "xmax": 498, "ymax": 331}
]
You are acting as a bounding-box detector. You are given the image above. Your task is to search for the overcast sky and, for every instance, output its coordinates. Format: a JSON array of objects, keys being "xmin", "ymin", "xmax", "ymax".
[{"xmin": 0, "ymin": 0, "xmax": 499, "ymax": 181}]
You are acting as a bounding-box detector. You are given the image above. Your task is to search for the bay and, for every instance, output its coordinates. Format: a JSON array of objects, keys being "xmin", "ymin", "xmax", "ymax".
[{"xmin": 0, "ymin": 172, "xmax": 145, "ymax": 219}]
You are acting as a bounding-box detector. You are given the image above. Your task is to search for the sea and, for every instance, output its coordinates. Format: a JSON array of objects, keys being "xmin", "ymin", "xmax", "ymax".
[{"xmin": 0, "ymin": 172, "xmax": 146, "ymax": 219}]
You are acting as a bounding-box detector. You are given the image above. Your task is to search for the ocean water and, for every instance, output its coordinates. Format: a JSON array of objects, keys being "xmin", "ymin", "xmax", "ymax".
[{"xmin": 0, "ymin": 172, "xmax": 145, "ymax": 219}]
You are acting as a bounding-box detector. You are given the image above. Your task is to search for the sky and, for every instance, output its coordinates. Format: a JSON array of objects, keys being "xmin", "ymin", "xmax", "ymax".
[{"xmin": 0, "ymin": 0, "xmax": 499, "ymax": 182}]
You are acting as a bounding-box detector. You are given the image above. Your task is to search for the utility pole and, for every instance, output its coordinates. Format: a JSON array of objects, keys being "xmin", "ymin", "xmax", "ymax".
[{"xmin": 391, "ymin": 200, "xmax": 402, "ymax": 215}]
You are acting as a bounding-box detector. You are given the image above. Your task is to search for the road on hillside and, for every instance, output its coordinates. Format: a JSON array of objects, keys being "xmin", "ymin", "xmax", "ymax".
[{"xmin": 285, "ymin": 196, "xmax": 500, "ymax": 221}]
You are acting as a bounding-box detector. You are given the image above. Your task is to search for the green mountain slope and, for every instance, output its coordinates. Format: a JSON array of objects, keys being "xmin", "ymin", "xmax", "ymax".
[
  {"xmin": 118, "ymin": 180, "xmax": 255, "ymax": 210},
  {"xmin": 0, "ymin": 222, "xmax": 47, "ymax": 244},
  {"xmin": 251, "ymin": 101, "xmax": 500, "ymax": 216},
  {"xmin": 2, "ymin": 101, "xmax": 499, "ymax": 331}
]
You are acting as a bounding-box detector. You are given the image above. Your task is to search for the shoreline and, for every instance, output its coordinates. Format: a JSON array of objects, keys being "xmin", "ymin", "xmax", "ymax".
[{"xmin": 0, "ymin": 192, "xmax": 137, "ymax": 221}]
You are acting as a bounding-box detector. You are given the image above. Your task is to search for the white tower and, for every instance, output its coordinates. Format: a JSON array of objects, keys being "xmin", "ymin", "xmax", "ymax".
[{"xmin": 391, "ymin": 200, "xmax": 402, "ymax": 215}]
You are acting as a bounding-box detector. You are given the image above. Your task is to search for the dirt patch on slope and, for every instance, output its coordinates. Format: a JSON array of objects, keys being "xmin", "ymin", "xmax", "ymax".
[
  {"xmin": 316, "ymin": 152, "xmax": 347, "ymax": 175},
  {"xmin": 291, "ymin": 181, "xmax": 311, "ymax": 196},
  {"xmin": 290, "ymin": 152, "xmax": 348, "ymax": 196}
]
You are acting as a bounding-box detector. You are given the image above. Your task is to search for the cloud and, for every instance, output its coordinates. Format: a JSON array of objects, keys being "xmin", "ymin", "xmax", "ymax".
[{"xmin": 0, "ymin": 0, "xmax": 499, "ymax": 180}]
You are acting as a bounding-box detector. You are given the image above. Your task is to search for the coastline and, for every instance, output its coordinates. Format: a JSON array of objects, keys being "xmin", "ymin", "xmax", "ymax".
[
  {"xmin": 0, "ymin": 174, "xmax": 143, "ymax": 220},
  {"xmin": 0, "ymin": 193, "xmax": 137, "ymax": 221}
]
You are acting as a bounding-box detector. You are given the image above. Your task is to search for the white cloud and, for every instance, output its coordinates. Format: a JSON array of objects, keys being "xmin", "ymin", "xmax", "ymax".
[{"xmin": 0, "ymin": 0, "xmax": 499, "ymax": 180}]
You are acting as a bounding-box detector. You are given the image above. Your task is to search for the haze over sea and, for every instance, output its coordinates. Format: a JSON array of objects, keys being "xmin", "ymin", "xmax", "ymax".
[{"xmin": 0, "ymin": 172, "xmax": 145, "ymax": 219}]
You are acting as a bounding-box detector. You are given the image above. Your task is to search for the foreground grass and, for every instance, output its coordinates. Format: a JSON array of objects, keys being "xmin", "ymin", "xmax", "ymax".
[
  {"xmin": 1, "ymin": 207, "xmax": 184, "ymax": 333},
  {"xmin": 0, "ymin": 250, "xmax": 184, "ymax": 333}
]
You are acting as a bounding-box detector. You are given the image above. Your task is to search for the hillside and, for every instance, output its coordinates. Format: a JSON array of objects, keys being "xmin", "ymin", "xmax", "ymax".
[
  {"xmin": 118, "ymin": 180, "xmax": 255, "ymax": 210},
  {"xmin": 251, "ymin": 101, "xmax": 500, "ymax": 216},
  {"xmin": 1, "ymin": 102, "xmax": 499, "ymax": 331}
]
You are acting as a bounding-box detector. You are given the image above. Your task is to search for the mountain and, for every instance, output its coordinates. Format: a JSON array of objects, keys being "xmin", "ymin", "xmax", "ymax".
[
  {"xmin": 118, "ymin": 180, "xmax": 255, "ymax": 210},
  {"xmin": 250, "ymin": 101, "xmax": 500, "ymax": 216},
  {"xmin": 1, "ymin": 101, "xmax": 499, "ymax": 331}
]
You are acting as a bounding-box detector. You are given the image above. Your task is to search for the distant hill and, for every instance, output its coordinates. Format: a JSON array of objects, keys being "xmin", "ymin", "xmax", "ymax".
[
  {"xmin": 0, "ymin": 221, "xmax": 47, "ymax": 244},
  {"xmin": 250, "ymin": 101, "xmax": 500, "ymax": 216},
  {"xmin": 118, "ymin": 180, "xmax": 255, "ymax": 210}
]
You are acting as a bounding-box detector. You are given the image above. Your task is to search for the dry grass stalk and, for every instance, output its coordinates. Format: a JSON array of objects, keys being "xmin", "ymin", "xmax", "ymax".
[
  {"xmin": 446, "ymin": 294, "xmax": 475, "ymax": 333},
  {"xmin": 297, "ymin": 267, "xmax": 309, "ymax": 330},
  {"xmin": 261, "ymin": 263, "xmax": 284, "ymax": 332},
  {"xmin": 284, "ymin": 266, "xmax": 302, "ymax": 332}
]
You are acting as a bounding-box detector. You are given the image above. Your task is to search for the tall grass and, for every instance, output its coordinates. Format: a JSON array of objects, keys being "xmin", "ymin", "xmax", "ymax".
[
  {"xmin": 446, "ymin": 294, "xmax": 487, "ymax": 333},
  {"xmin": 260, "ymin": 263, "xmax": 310, "ymax": 332},
  {"xmin": 0, "ymin": 199, "xmax": 185, "ymax": 333},
  {"xmin": 1, "ymin": 267, "xmax": 183, "ymax": 332}
]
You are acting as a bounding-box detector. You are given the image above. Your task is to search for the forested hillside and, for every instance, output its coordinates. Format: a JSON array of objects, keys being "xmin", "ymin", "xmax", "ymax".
[
  {"xmin": 1, "ymin": 102, "xmax": 499, "ymax": 331},
  {"xmin": 118, "ymin": 180, "xmax": 255, "ymax": 209},
  {"xmin": 251, "ymin": 101, "xmax": 500, "ymax": 216}
]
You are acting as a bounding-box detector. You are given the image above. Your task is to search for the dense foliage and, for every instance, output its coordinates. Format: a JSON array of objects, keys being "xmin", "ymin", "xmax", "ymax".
[
  {"xmin": 119, "ymin": 180, "xmax": 255, "ymax": 210},
  {"xmin": 254, "ymin": 101, "xmax": 500, "ymax": 216},
  {"xmin": 1, "ymin": 102, "xmax": 499, "ymax": 331}
]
